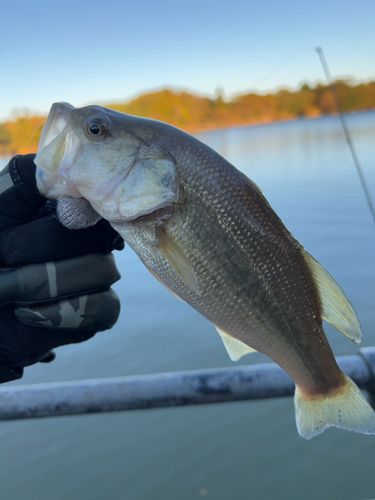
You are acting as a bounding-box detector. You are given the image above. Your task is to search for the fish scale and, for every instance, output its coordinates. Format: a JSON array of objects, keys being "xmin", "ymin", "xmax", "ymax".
[
  {"xmin": 34, "ymin": 102, "xmax": 375, "ymax": 438},
  {"xmin": 117, "ymin": 142, "xmax": 341, "ymax": 396}
]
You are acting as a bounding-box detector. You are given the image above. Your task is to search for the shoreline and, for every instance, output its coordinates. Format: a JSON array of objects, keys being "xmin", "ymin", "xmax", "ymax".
[
  {"xmin": 1, "ymin": 108, "xmax": 374, "ymax": 160},
  {"xmin": 157, "ymin": 108, "xmax": 374, "ymax": 136},
  {"xmin": 187, "ymin": 108, "xmax": 375, "ymax": 135}
]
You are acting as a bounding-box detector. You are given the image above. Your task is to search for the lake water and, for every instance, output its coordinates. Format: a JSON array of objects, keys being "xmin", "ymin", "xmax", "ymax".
[{"xmin": 0, "ymin": 111, "xmax": 375, "ymax": 500}]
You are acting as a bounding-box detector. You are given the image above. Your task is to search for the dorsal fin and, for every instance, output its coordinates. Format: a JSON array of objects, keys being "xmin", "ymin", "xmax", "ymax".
[
  {"xmin": 156, "ymin": 227, "xmax": 200, "ymax": 295},
  {"xmin": 215, "ymin": 326, "xmax": 257, "ymax": 361},
  {"xmin": 303, "ymin": 250, "xmax": 362, "ymax": 345}
]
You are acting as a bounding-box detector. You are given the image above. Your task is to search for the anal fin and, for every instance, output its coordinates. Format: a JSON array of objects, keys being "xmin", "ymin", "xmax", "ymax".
[{"xmin": 215, "ymin": 326, "xmax": 257, "ymax": 361}]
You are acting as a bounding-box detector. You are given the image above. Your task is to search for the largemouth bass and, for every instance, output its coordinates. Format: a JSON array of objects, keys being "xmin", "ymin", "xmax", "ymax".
[{"xmin": 35, "ymin": 102, "xmax": 375, "ymax": 439}]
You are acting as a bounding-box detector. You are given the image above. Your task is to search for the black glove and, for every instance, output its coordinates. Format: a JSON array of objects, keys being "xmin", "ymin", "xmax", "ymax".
[{"xmin": 0, "ymin": 154, "xmax": 124, "ymax": 383}]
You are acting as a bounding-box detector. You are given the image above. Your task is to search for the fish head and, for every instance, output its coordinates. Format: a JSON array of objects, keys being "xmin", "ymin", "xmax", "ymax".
[{"xmin": 35, "ymin": 103, "xmax": 179, "ymax": 222}]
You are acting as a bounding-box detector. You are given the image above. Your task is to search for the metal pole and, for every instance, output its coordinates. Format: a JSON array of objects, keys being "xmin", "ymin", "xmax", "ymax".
[{"xmin": 0, "ymin": 348, "xmax": 374, "ymax": 421}]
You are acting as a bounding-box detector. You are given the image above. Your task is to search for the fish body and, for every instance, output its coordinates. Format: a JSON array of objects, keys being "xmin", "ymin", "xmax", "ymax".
[
  {"xmin": 114, "ymin": 128, "xmax": 338, "ymax": 395},
  {"xmin": 35, "ymin": 103, "xmax": 375, "ymax": 438}
]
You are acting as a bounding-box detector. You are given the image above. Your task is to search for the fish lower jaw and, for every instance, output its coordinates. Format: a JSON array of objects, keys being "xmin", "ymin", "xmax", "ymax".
[
  {"xmin": 36, "ymin": 167, "xmax": 82, "ymax": 199},
  {"xmin": 116, "ymin": 203, "xmax": 174, "ymax": 225}
]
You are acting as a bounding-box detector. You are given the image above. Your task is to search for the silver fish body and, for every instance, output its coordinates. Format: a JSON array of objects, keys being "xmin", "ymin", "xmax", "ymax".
[
  {"xmin": 35, "ymin": 103, "xmax": 375, "ymax": 438},
  {"xmin": 114, "ymin": 127, "xmax": 338, "ymax": 395}
]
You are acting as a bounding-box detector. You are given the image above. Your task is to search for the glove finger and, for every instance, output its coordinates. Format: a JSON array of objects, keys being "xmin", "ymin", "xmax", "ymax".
[
  {"xmin": 0, "ymin": 155, "xmax": 45, "ymax": 230},
  {"xmin": 0, "ymin": 288, "xmax": 120, "ymax": 378},
  {"xmin": 38, "ymin": 350, "xmax": 56, "ymax": 363},
  {"xmin": 15, "ymin": 288, "xmax": 121, "ymax": 333},
  {"xmin": 0, "ymin": 305, "xmax": 97, "ymax": 368},
  {"xmin": 0, "ymin": 216, "xmax": 123, "ymax": 267},
  {"xmin": 0, "ymin": 253, "xmax": 121, "ymax": 306},
  {"xmin": 0, "ymin": 357, "xmax": 23, "ymax": 382},
  {"xmin": 57, "ymin": 197, "xmax": 102, "ymax": 229}
]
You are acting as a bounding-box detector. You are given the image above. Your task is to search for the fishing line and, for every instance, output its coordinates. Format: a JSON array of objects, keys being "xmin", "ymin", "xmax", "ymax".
[
  {"xmin": 251, "ymin": 47, "xmax": 315, "ymax": 91},
  {"xmin": 26, "ymin": 116, "xmax": 47, "ymax": 153},
  {"xmin": 315, "ymin": 47, "xmax": 375, "ymax": 227},
  {"xmin": 249, "ymin": 46, "xmax": 375, "ymax": 227}
]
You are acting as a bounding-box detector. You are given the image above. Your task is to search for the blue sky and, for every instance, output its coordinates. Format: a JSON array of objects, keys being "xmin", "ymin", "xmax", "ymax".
[{"xmin": 1, "ymin": 0, "xmax": 374, "ymax": 121}]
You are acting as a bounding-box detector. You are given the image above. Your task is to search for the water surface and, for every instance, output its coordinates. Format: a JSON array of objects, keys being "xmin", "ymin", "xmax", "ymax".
[{"xmin": 0, "ymin": 111, "xmax": 374, "ymax": 500}]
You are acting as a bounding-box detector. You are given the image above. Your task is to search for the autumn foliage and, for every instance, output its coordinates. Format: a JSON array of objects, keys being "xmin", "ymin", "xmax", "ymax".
[{"xmin": 1, "ymin": 81, "xmax": 375, "ymax": 157}]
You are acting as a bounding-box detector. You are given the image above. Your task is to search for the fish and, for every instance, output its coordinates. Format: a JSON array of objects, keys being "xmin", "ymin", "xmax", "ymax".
[{"xmin": 34, "ymin": 102, "xmax": 375, "ymax": 439}]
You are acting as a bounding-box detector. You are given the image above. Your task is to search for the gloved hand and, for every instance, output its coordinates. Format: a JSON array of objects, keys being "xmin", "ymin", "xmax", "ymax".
[{"xmin": 0, "ymin": 154, "xmax": 124, "ymax": 383}]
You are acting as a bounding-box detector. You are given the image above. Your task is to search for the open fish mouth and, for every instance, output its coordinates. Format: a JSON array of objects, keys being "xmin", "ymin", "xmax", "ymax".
[
  {"xmin": 38, "ymin": 102, "xmax": 74, "ymax": 154},
  {"xmin": 35, "ymin": 102, "xmax": 82, "ymax": 198},
  {"xmin": 35, "ymin": 102, "xmax": 179, "ymax": 222}
]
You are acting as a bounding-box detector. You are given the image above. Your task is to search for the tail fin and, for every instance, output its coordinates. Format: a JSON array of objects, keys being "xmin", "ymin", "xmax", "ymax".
[{"xmin": 294, "ymin": 374, "xmax": 375, "ymax": 439}]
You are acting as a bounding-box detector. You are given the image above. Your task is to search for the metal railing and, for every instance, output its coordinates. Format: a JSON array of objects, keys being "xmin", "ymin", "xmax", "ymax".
[{"xmin": 0, "ymin": 347, "xmax": 374, "ymax": 420}]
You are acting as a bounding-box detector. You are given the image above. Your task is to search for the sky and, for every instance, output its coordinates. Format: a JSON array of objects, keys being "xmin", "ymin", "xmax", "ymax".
[{"xmin": 1, "ymin": 0, "xmax": 374, "ymax": 122}]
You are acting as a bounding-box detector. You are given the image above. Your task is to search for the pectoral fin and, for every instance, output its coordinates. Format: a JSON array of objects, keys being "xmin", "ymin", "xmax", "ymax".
[
  {"xmin": 215, "ymin": 326, "xmax": 257, "ymax": 361},
  {"xmin": 145, "ymin": 264, "xmax": 186, "ymax": 303},
  {"xmin": 156, "ymin": 227, "xmax": 200, "ymax": 295},
  {"xmin": 303, "ymin": 250, "xmax": 362, "ymax": 345}
]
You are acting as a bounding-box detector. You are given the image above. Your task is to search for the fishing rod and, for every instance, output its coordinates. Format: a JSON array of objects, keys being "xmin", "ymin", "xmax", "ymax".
[
  {"xmin": 251, "ymin": 46, "xmax": 375, "ymax": 227},
  {"xmin": 315, "ymin": 47, "xmax": 375, "ymax": 226}
]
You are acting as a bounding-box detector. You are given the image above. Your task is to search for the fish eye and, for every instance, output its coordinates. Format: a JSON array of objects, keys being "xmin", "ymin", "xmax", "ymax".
[
  {"xmin": 89, "ymin": 123, "xmax": 101, "ymax": 135},
  {"xmin": 87, "ymin": 118, "xmax": 109, "ymax": 137}
]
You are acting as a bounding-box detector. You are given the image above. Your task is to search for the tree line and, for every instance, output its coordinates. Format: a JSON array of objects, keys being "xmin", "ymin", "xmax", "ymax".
[{"xmin": 1, "ymin": 80, "xmax": 374, "ymax": 157}]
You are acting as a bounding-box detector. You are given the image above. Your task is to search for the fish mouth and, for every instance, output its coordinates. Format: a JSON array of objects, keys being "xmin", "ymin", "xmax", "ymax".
[
  {"xmin": 35, "ymin": 102, "xmax": 179, "ymax": 221},
  {"xmin": 127, "ymin": 204, "xmax": 174, "ymax": 224},
  {"xmin": 35, "ymin": 102, "xmax": 82, "ymax": 198},
  {"xmin": 36, "ymin": 102, "xmax": 75, "ymax": 166}
]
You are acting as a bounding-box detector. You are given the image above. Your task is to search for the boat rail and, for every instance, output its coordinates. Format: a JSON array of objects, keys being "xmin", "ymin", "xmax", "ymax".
[{"xmin": 0, "ymin": 347, "xmax": 374, "ymax": 420}]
